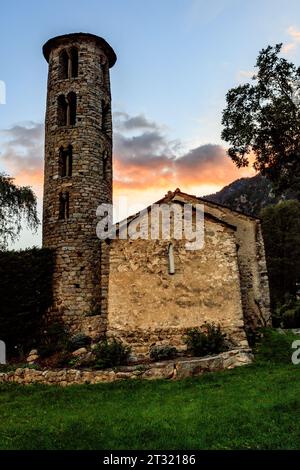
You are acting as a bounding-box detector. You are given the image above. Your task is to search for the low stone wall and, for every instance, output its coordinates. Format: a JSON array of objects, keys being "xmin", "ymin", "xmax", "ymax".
[{"xmin": 0, "ymin": 349, "xmax": 253, "ymax": 386}]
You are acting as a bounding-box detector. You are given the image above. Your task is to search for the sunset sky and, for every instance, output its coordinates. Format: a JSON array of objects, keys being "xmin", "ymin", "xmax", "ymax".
[{"xmin": 1, "ymin": 0, "xmax": 300, "ymax": 248}]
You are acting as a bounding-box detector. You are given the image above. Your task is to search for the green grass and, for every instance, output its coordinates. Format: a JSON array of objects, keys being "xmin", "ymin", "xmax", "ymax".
[{"xmin": 0, "ymin": 329, "xmax": 300, "ymax": 450}]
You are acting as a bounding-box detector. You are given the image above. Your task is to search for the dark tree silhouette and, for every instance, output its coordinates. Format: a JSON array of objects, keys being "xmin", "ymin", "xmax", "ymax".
[
  {"xmin": 222, "ymin": 44, "xmax": 300, "ymax": 198},
  {"xmin": 261, "ymin": 200, "xmax": 300, "ymax": 306}
]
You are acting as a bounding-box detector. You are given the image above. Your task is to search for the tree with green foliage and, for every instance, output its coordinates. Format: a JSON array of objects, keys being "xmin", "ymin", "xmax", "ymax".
[
  {"xmin": 260, "ymin": 200, "xmax": 300, "ymax": 306},
  {"xmin": 0, "ymin": 173, "xmax": 39, "ymax": 249},
  {"xmin": 222, "ymin": 44, "xmax": 300, "ymax": 198}
]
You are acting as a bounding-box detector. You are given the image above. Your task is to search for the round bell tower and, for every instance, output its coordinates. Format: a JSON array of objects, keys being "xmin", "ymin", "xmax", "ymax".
[{"xmin": 42, "ymin": 33, "xmax": 116, "ymax": 337}]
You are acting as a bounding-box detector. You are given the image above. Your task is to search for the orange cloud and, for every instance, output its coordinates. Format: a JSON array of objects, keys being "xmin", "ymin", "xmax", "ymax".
[
  {"xmin": 287, "ymin": 25, "xmax": 300, "ymax": 41},
  {"xmin": 14, "ymin": 170, "xmax": 44, "ymax": 198},
  {"xmin": 282, "ymin": 42, "xmax": 297, "ymax": 54},
  {"xmin": 114, "ymin": 157, "xmax": 253, "ymax": 190},
  {"xmin": 0, "ymin": 117, "xmax": 255, "ymax": 217},
  {"xmin": 113, "ymin": 113, "xmax": 256, "ymax": 189},
  {"xmin": 282, "ymin": 25, "xmax": 300, "ymax": 55}
]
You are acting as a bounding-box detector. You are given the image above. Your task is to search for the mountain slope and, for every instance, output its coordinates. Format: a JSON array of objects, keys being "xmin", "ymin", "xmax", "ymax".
[{"xmin": 203, "ymin": 174, "xmax": 296, "ymax": 217}]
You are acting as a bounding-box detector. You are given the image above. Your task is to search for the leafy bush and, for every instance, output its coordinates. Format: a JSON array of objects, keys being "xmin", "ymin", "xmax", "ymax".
[
  {"xmin": 67, "ymin": 333, "xmax": 92, "ymax": 352},
  {"xmin": 0, "ymin": 248, "xmax": 54, "ymax": 357},
  {"xmin": 273, "ymin": 299, "xmax": 300, "ymax": 328},
  {"xmin": 93, "ymin": 338, "xmax": 131, "ymax": 369},
  {"xmin": 0, "ymin": 363, "xmax": 39, "ymax": 373},
  {"xmin": 150, "ymin": 345, "xmax": 178, "ymax": 362},
  {"xmin": 183, "ymin": 323, "xmax": 228, "ymax": 357}
]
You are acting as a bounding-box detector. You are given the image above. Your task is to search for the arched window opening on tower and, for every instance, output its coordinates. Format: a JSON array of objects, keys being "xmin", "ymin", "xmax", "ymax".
[
  {"xmin": 59, "ymin": 145, "xmax": 73, "ymax": 177},
  {"xmin": 59, "ymin": 192, "xmax": 69, "ymax": 220},
  {"xmin": 103, "ymin": 150, "xmax": 109, "ymax": 179},
  {"xmin": 57, "ymin": 95, "xmax": 68, "ymax": 126},
  {"xmin": 59, "ymin": 48, "xmax": 79, "ymax": 79},
  {"xmin": 67, "ymin": 92, "xmax": 77, "ymax": 125},
  {"xmin": 58, "ymin": 93, "xmax": 77, "ymax": 126},
  {"xmin": 69, "ymin": 48, "xmax": 78, "ymax": 78},
  {"xmin": 101, "ymin": 100, "xmax": 110, "ymax": 133},
  {"xmin": 59, "ymin": 49, "xmax": 69, "ymax": 79}
]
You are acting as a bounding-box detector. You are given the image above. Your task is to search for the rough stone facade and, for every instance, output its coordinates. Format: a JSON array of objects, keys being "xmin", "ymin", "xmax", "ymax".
[
  {"xmin": 0, "ymin": 349, "xmax": 253, "ymax": 385},
  {"xmin": 107, "ymin": 206, "xmax": 249, "ymax": 355},
  {"xmin": 42, "ymin": 33, "xmax": 116, "ymax": 337},
  {"xmin": 105, "ymin": 191, "xmax": 271, "ymax": 355},
  {"xmin": 144, "ymin": 191, "xmax": 271, "ymax": 336},
  {"xmin": 198, "ymin": 197, "xmax": 271, "ymax": 333}
]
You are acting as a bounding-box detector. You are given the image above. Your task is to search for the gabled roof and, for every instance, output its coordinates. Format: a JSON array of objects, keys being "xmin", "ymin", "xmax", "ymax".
[
  {"xmin": 168, "ymin": 188, "xmax": 260, "ymax": 221},
  {"xmin": 114, "ymin": 188, "xmax": 238, "ymax": 234}
]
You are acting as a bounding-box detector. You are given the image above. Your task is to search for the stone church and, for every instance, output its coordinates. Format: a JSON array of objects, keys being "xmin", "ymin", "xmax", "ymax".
[{"xmin": 42, "ymin": 33, "xmax": 271, "ymax": 357}]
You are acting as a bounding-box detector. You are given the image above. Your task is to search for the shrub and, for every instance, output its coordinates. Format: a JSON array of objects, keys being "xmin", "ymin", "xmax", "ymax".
[
  {"xmin": 93, "ymin": 338, "xmax": 131, "ymax": 369},
  {"xmin": 0, "ymin": 363, "xmax": 39, "ymax": 373},
  {"xmin": 150, "ymin": 345, "xmax": 178, "ymax": 362},
  {"xmin": 67, "ymin": 333, "xmax": 92, "ymax": 352},
  {"xmin": 273, "ymin": 299, "xmax": 300, "ymax": 328},
  {"xmin": 183, "ymin": 323, "xmax": 228, "ymax": 357}
]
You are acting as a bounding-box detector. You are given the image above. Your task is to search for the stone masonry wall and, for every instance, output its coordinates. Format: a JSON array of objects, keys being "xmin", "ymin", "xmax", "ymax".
[
  {"xmin": 107, "ymin": 213, "xmax": 248, "ymax": 356},
  {"xmin": 0, "ymin": 349, "xmax": 253, "ymax": 385},
  {"xmin": 42, "ymin": 34, "xmax": 116, "ymax": 339},
  {"xmin": 200, "ymin": 199, "xmax": 271, "ymax": 332}
]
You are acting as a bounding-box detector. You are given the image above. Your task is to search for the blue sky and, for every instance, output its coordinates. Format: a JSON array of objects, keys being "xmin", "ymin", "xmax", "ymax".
[{"xmin": 1, "ymin": 0, "xmax": 300, "ymax": 248}]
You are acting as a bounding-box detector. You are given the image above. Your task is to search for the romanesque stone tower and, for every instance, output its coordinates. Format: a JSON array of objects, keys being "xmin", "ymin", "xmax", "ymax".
[{"xmin": 42, "ymin": 33, "xmax": 116, "ymax": 338}]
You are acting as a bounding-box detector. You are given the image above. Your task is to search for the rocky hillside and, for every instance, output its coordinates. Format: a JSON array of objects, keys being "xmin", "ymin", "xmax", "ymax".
[{"xmin": 203, "ymin": 174, "xmax": 296, "ymax": 217}]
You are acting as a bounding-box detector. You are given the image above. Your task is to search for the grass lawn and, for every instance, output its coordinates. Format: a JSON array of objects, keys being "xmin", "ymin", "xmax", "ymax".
[{"xmin": 0, "ymin": 329, "xmax": 300, "ymax": 450}]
